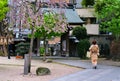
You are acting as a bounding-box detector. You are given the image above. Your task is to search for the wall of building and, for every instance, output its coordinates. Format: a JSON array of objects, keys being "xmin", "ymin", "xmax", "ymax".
[{"xmin": 89, "ymin": 35, "xmax": 111, "ymax": 56}]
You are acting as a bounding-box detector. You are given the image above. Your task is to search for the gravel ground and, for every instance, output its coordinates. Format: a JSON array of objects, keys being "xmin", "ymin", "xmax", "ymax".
[{"xmin": 0, "ymin": 57, "xmax": 82, "ymax": 81}]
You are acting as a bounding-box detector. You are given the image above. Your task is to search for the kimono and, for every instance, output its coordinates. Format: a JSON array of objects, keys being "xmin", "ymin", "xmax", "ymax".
[{"xmin": 89, "ymin": 44, "xmax": 99, "ymax": 67}]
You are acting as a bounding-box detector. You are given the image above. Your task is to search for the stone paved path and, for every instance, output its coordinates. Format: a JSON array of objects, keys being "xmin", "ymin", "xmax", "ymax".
[{"xmin": 51, "ymin": 60, "xmax": 120, "ymax": 81}]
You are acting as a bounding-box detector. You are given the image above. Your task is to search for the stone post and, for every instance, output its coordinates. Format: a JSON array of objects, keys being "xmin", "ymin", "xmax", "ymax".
[{"xmin": 24, "ymin": 54, "xmax": 29, "ymax": 75}]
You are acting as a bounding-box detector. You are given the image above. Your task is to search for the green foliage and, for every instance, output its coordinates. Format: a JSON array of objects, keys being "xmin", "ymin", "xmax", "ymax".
[
  {"xmin": 34, "ymin": 26, "xmax": 47, "ymax": 39},
  {"xmin": 39, "ymin": 47, "xmax": 45, "ymax": 56},
  {"xmin": 72, "ymin": 26, "xmax": 89, "ymax": 59},
  {"xmin": 43, "ymin": 12, "xmax": 56, "ymax": 29},
  {"xmin": 72, "ymin": 26, "xmax": 87, "ymax": 40},
  {"xmin": 81, "ymin": 0, "xmax": 95, "ymax": 7},
  {"xmin": 34, "ymin": 12, "xmax": 62, "ymax": 40},
  {"xmin": 94, "ymin": 0, "xmax": 120, "ymax": 40},
  {"xmin": 77, "ymin": 39, "xmax": 90, "ymax": 59},
  {"xmin": 94, "ymin": 0, "xmax": 105, "ymax": 13},
  {"xmin": 0, "ymin": 0, "xmax": 9, "ymax": 21},
  {"xmin": 15, "ymin": 42, "xmax": 30, "ymax": 56},
  {"xmin": 34, "ymin": 11, "xmax": 64, "ymax": 59},
  {"xmin": 34, "ymin": 26, "xmax": 61, "ymax": 40}
]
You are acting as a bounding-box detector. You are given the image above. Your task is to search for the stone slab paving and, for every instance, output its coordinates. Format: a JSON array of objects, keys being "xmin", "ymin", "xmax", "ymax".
[{"xmin": 51, "ymin": 60, "xmax": 120, "ymax": 81}]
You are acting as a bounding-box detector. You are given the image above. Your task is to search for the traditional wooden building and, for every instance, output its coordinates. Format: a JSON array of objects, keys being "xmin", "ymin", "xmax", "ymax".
[{"xmin": 8, "ymin": 0, "xmax": 84, "ymax": 57}]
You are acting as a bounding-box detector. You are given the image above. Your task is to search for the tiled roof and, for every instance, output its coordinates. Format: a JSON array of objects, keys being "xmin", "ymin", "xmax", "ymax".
[
  {"xmin": 64, "ymin": 9, "xmax": 84, "ymax": 24},
  {"xmin": 42, "ymin": 8, "xmax": 84, "ymax": 24}
]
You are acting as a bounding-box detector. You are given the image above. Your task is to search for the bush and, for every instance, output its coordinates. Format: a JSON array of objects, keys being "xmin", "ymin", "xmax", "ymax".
[
  {"xmin": 81, "ymin": 0, "xmax": 95, "ymax": 7},
  {"xmin": 15, "ymin": 42, "xmax": 30, "ymax": 58},
  {"xmin": 39, "ymin": 47, "xmax": 45, "ymax": 56},
  {"xmin": 36, "ymin": 67, "xmax": 51, "ymax": 76},
  {"xmin": 72, "ymin": 26, "xmax": 89, "ymax": 59},
  {"xmin": 77, "ymin": 39, "xmax": 90, "ymax": 59},
  {"xmin": 72, "ymin": 26, "xmax": 87, "ymax": 40}
]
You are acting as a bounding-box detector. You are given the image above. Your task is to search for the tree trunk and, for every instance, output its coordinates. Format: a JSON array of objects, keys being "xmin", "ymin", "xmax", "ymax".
[
  {"xmin": 37, "ymin": 38, "xmax": 40, "ymax": 56},
  {"xmin": 43, "ymin": 38, "xmax": 46, "ymax": 61},
  {"xmin": 66, "ymin": 32, "xmax": 69, "ymax": 57},
  {"xmin": 28, "ymin": 28, "xmax": 34, "ymax": 73}
]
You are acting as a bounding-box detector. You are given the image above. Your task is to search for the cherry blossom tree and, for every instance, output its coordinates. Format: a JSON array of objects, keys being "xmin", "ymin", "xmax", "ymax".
[
  {"xmin": 34, "ymin": 11, "xmax": 67, "ymax": 60},
  {"xmin": 9, "ymin": 0, "xmax": 68, "ymax": 73}
]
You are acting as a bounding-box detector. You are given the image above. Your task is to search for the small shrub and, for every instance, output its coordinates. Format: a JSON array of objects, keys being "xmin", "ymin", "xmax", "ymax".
[
  {"xmin": 77, "ymin": 39, "xmax": 90, "ymax": 59},
  {"xmin": 36, "ymin": 67, "xmax": 51, "ymax": 76},
  {"xmin": 39, "ymin": 47, "xmax": 45, "ymax": 56},
  {"xmin": 72, "ymin": 26, "xmax": 87, "ymax": 40},
  {"xmin": 15, "ymin": 42, "xmax": 30, "ymax": 58}
]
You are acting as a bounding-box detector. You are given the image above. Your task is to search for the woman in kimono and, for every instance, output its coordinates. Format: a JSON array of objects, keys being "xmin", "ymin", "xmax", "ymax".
[{"xmin": 89, "ymin": 40, "xmax": 99, "ymax": 69}]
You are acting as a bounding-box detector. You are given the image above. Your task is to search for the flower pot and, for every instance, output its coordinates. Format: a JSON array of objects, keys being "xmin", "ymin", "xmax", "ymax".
[{"xmin": 16, "ymin": 56, "xmax": 23, "ymax": 59}]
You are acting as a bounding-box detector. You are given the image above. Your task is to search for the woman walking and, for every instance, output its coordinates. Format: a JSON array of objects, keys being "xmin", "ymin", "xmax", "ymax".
[{"xmin": 89, "ymin": 40, "xmax": 99, "ymax": 69}]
